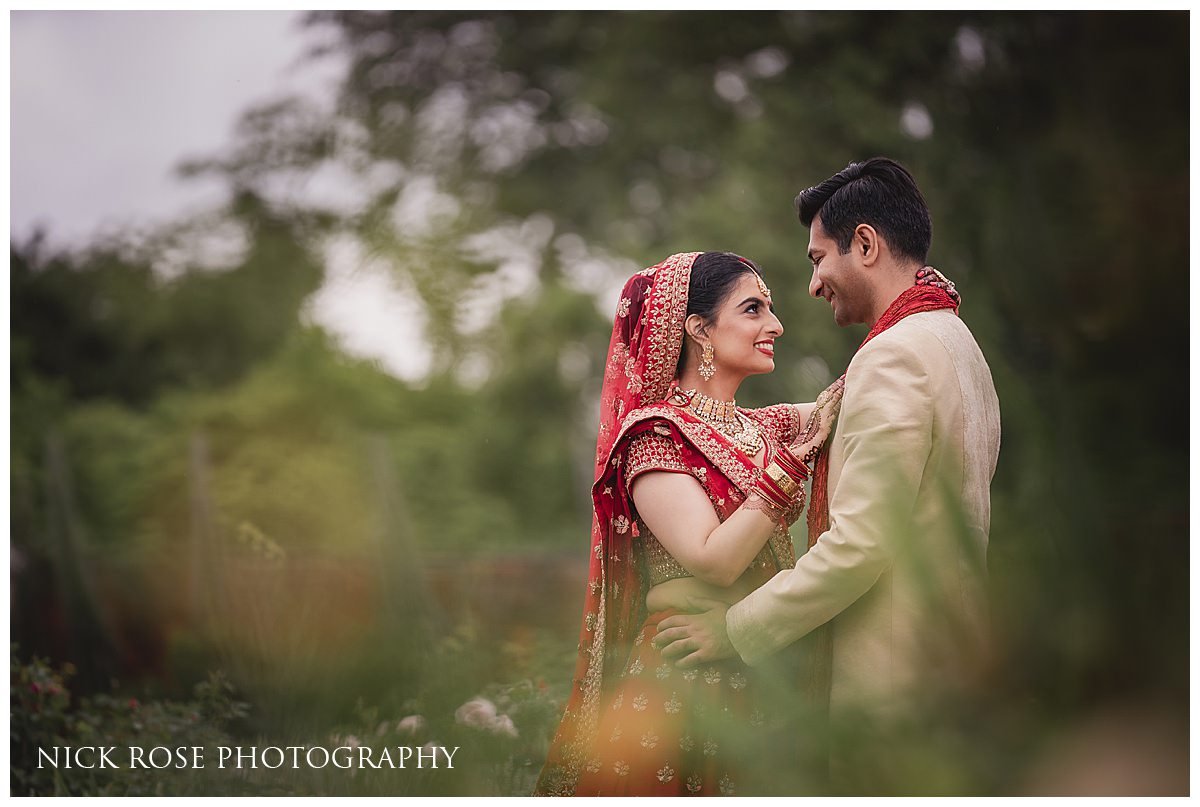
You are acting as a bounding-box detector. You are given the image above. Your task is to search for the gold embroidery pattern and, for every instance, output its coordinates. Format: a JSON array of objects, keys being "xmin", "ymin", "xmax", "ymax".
[
  {"xmin": 641, "ymin": 519, "xmax": 692, "ymax": 586},
  {"xmin": 639, "ymin": 253, "xmax": 698, "ymax": 407},
  {"xmin": 624, "ymin": 432, "xmax": 691, "ymax": 494},
  {"xmin": 604, "ymin": 342, "xmax": 627, "ymax": 386},
  {"xmin": 546, "ymin": 581, "xmax": 607, "ymax": 794},
  {"xmin": 743, "ymin": 402, "xmax": 804, "ymax": 445}
]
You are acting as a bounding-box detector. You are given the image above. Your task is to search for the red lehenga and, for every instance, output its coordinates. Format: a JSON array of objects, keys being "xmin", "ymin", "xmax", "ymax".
[{"xmin": 535, "ymin": 253, "xmax": 807, "ymax": 797}]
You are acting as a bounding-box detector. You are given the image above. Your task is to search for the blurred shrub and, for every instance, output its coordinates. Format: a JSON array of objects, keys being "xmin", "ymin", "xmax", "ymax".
[{"xmin": 11, "ymin": 648, "xmax": 249, "ymax": 796}]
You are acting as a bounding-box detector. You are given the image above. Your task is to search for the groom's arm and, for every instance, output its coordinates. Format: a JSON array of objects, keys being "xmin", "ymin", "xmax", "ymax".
[{"xmin": 726, "ymin": 332, "xmax": 935, "ymax": 666}]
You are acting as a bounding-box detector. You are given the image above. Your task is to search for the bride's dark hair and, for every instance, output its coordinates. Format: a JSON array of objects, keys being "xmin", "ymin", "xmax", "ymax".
[{"xmin": 675, "ymin": 251, "xmax": 764, "ymax": 377}]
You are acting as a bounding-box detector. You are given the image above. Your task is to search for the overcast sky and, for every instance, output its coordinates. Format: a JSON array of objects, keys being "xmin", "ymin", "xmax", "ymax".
[
  {"xmin": 11, "ymin": 11, "xmax": 337, "ymax": 244},
  {"xmin": 11, "ymin": 11, "xmax": 432, "ymax": 380}
]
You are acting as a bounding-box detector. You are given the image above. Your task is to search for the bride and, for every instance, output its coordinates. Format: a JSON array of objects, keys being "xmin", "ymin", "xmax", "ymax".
[{"xmin": 535, "ymin": 251, "xmax": 951, "ymax": 796}]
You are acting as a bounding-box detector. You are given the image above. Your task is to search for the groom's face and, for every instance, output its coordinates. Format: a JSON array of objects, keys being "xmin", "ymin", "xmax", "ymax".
[{"xmin": 807, "ymin": 215, "xmax": 869, "ymax": 327}]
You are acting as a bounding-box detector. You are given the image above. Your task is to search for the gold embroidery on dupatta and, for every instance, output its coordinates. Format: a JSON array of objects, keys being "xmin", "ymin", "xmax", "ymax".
[{"xmin": 639, "ymin": 253, "xmax": 696, "ymax": 407}]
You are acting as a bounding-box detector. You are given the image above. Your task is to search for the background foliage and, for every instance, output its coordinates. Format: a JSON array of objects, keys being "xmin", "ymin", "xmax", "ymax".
[{"xmin": 11, "ymin": 11, "xmax": 1187, "ymax": 795}]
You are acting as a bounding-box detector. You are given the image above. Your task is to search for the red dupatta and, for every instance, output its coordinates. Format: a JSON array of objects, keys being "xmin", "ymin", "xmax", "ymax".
[{"xmin": 535, "ymin": 252, "xmax": 704, "ymax": 795}]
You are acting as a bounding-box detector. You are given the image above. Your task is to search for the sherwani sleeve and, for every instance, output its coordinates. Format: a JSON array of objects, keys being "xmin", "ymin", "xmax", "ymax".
[{"xmin": 726, "ymin": 334, "xmax": 934, "ymax": 666}]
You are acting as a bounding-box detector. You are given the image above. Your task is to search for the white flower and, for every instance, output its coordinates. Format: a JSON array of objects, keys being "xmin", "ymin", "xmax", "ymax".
[
  {"xmin": 396, "ymin": 715, "xmax": 426, "ymax": 735},
  {"xmin": 455, "ymin": 696, "xmax": 498, "ymax": 729},
  {"xmin": 345, "ymin": 735, "xmax": 360, "ymax": 750},
  {"xmin": 455, "ymin": 696, "xmax": 517, "ymax": 738},
  {"xmin": 488, "ymin": 713, "xmax": 519, "ymax": 738}
]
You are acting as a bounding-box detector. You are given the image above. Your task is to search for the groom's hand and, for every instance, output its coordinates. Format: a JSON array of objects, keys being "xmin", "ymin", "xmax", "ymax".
[{"xmin": 654, "ymin": 598, "xmax": 736, "ymax": 668}]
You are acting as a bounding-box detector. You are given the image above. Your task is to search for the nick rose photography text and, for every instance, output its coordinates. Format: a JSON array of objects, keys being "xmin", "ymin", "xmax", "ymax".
[{"xmin": 36, "ymin": 745, "xmax": 460, "ymax": 770}]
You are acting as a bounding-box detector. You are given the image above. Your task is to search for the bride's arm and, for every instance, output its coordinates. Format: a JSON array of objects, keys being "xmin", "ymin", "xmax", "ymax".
[
  {"xmin": 628, "ymin": 385, "xmax": 843, "ymax": 588},
  {"xmin": 631, "ymin": 472, "xmax": 779, "ymax": 589}
]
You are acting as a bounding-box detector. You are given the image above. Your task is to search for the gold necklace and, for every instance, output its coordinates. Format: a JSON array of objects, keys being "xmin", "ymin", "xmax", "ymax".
[{"xmin": 681, "ymin": 389, "xmax": 763, "ymax": 456}]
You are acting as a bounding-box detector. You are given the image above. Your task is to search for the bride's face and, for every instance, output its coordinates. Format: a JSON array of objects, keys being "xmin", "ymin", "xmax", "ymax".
[{"xmin": 704, "ymin": 272, "xmax": 784, "ymax": 378}]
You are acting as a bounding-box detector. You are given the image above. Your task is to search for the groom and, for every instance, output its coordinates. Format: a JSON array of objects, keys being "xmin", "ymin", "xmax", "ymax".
[{"xmin": 654, "ymin": 157, "xmax": 1001, "ymax": 787}]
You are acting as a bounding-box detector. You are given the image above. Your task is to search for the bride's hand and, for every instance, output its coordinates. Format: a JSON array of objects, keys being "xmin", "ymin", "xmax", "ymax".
[
  {"xmin": 789, "ymin": 376, "xmax": 845, "ymax": 466},
  {"xmin": 916, "ymin": 266, "xmax": 960, "ymax": 305}
]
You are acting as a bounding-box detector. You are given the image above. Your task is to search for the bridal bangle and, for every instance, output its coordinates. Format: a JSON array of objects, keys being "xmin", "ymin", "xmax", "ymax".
[
  {"xmin": 751, "ymin": 445, "xmax": 811, "ymax": 521},
  {"xmin": 773, "ymin": 445, "xmax": 810, "ymax": 482},
  {"xmin": 764, "ymin": 464, "xmax": 800, "ymax": 498}
]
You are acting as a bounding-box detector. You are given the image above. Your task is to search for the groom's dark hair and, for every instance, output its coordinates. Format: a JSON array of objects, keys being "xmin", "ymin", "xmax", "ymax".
[{"xmin": 795, "ymin": 157, "xmax": 932, "ymax": 264}]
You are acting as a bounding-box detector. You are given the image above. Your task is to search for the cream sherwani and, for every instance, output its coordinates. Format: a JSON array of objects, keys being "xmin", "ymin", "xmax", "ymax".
[{"xmin": 727, "ymin": 309, "xmax": 1001, "ymax": 719}]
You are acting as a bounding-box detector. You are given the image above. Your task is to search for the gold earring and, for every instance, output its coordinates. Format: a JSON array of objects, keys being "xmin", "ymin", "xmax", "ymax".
[{"xmin": 699, "ymin": 343, "xmax": 716, "ymax": 381}]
